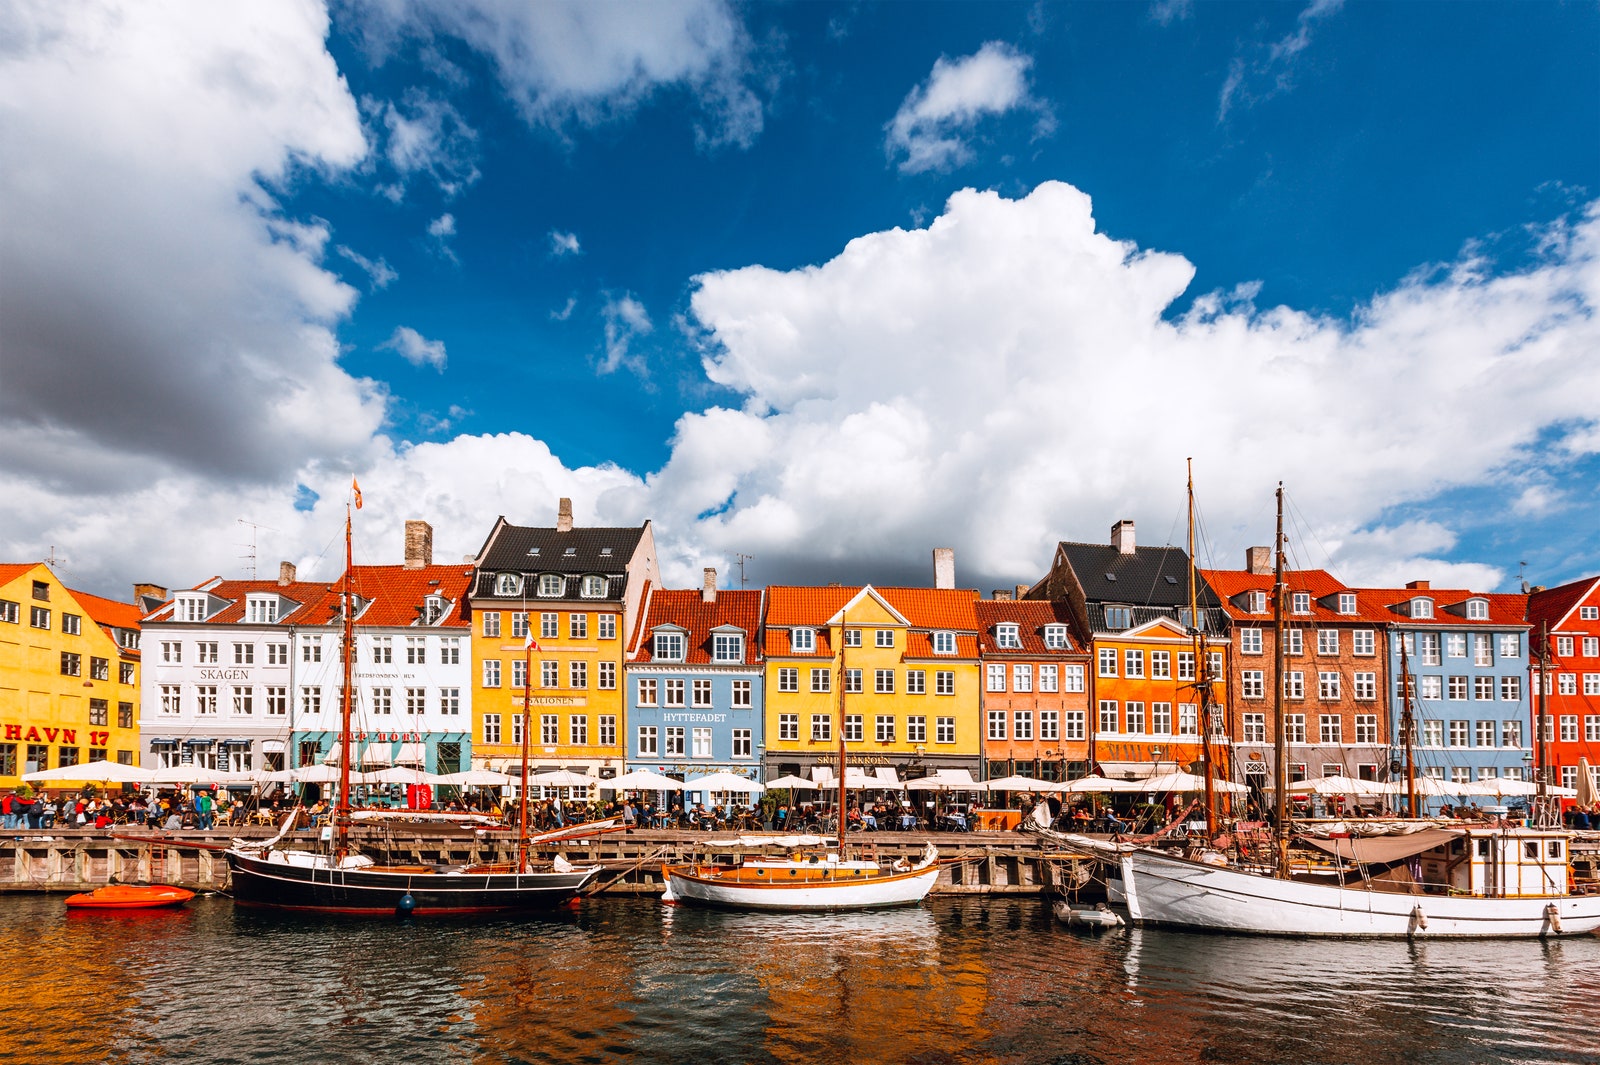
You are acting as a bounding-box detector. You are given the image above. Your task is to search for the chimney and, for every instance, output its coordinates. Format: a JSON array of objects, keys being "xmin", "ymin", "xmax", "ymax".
[
  {"xmin": 404, "ymin": 520, "xmax": 433, "ymax": 570},
  {"xmin": 702, "ymin": 567, "xmax": 718, "ymax": 603},
  {"xmin": 1246, "ymin": 547, "xmax": 1272, "ymax": 575},
  {"xmin": 278, "ymin": 562, "xmax": 296, "ymax": 586},
  {"xmin": 992, "ymin": 589, "xmax": 1013, "ymax": 601},
  {"xmin": 933, "ymin": 548, "xmax": 955, "ymax": 589},
  {"xmin": 1111, "ymin": 519, "xmax": 1136, "ymax": 555},
  {"xmin": 1016, "ymin": 584, "xmax": 1029, "ymax": 600},
  {"xmin": 1406, "ymin": 579, "xmax": 1430, "ymax": 590},
  {"xmin": 556, "ymin": 497, "xmax": 574, "ymax": 533},
  {"xmin": 133, "ymin": 583, "xmax": 167, "ymax": 605}
]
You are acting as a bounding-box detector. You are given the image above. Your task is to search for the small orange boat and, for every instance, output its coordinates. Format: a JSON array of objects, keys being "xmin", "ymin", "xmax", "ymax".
[{"xmin": 64, "ymin": 884, "xmax": 195, "ymax": 909}]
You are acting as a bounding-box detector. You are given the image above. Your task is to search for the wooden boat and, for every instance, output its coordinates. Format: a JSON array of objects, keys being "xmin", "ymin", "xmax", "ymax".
[
  {"xmin": 1052, "ymin": 900, "xmax": 1123, "ymax": 929},
  {"xmin": 65, "ymin": 884, "xmax": 195, "ymax": 909},
  {"xmin": 663, "ymin": 839, "xmax": 939, "ymax": 911},
  {"xmin": 1080, "ymin": 482, "xmax": 1600, "ymax": 937},
  {"xmin": 662, "ymin": 609, "xmax": 940, "ymax": 912},
  {"xmin": 224, "ymin": 492, "xmax": 601, "ymax": 916}
]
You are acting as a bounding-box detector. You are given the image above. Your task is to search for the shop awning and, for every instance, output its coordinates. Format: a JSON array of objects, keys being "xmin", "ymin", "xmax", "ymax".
[
  {"xmin": 260, "ymin": 739, "xmax": 285, "ymax": 753},
  {"xmin": 148, "ymin": 738, "xmax": 177, "ymax": 748},
  {"xmin": 183, "ymin": 738, "xmax": 213, "ymax": 748},
  {"xmin": 1300, "ymin": 828, "xmax": 1461, "ymax": 865},
  {"xmin": 1096, "ymin": 761, "xmax": 1181, "ymax": 781},
  {"xmin": 221, "ymin": 738, "xmax": 251, "ymax": 747},
  {"xmin": 360, "ymin": 742, "xmax": 394, "ymax": 766},
  {"xmin": 395, "ymin": 742, "xmax": 426, "ymax": 766}
]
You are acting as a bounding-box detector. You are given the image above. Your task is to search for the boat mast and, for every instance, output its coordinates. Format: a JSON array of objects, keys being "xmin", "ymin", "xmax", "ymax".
[
  {"xmin": 838, "ymin": 615, "xmax": 849, "ymax": 855},
  {"xmin": 1272, "ymin": 483, "xmax": 1289, "ymax": 879},
  {"xmin": 1537, "ymin": 620, "xmax": 1551, "ymax": 827},
  {"xmin": 1187, "ymin": 460, "xmax": 1217, "ymax": 836},
  {"xmin": 1399, "ymin": 639, "xmax": 1417, "ymax": 817},
  {"xmin": 333, "ymin": 503, "xmax": 356, "ymax": 864},
  {"xmin": 519, "ymin": 635, "xmax": 534, "ymax": 873}
]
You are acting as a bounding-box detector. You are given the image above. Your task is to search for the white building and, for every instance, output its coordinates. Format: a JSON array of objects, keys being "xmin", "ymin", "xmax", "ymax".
[{"xmin": 140, "ymin": 521, "xmax": 474, "ymax": 779}]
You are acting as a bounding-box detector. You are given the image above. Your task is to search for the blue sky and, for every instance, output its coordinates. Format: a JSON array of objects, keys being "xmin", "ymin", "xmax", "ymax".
[{"xmin": 2, "ymin": 1, "xmax": 1597, "ymax": 598}]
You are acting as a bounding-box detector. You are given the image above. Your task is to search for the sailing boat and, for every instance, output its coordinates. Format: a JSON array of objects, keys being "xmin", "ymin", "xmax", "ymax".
[
  {"xmin": 1046, "ymin": 478, "xmax": 1600, "ymax": 936},
  {"xmin": 224, "ymin": 491, "xmax": 602, "ymax": 915},
  {"xmin": 661, "ymin": 609, "xmax": 939, "ymax": 911}
]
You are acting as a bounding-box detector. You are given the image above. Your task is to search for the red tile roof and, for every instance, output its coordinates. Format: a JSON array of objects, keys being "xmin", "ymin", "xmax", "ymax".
[
  {"xmin": 1200, "ymin": 568, "xmax": 1391, "ymax": 625},
  {"xmin": 144, "ymin": 578, "xmax": 332, "ymax": 625},
  {"xmin": 144, "ymin": 565, "xmax": 473, "ymax": 629},
  {"xmin": 1362, "ymin": 586, "xmax": 1528, "ymax": 628},
  {"xmin": 632, "ymin": 589, "xmax": 764, "ymax": 664},
  {"xmin": 974, "ymin": 600, "xmax": 1084, "ymax": 655},
  {"xmin": 1527, "ymin": 576, "xmax": 1600, "ymax": 645},
  {"xmin": 0, "ymin": 563, "xmax": 41, "ymax": 589},
  {"xmin": 71, "ymin": 588, "xmax": 144, "ymax": 632},
  {"xmin": 764, "ymin": 585, "xmax": 979, "ymax": 630}
]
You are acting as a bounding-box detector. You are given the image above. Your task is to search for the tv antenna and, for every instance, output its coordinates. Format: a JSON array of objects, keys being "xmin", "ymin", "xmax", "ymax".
[
  {"xmin": 238, "ymin": 519, "xmax": 278, "ymax": 579},
  {"xmin": 44, "ymin": 546, "xmax": 66, "ymax": 569},
  {"xmin": 1518, "ymin": 560, "xmax": 1529, "ymax": 593},
  {"xmin": 736, "ymin": 553, "xmax": 755, "ymax": 589}
]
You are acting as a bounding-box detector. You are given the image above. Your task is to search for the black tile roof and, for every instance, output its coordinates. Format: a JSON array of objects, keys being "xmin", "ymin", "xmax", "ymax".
[
  {"xmin": 1057, "ymin": 542, "xmax": 1220, "ymax": 610},
  {"xmin": 471, "ymin": 522, "xmax": 645, "ymax": 602},
  {"xmin": 1088, "ymin": 603, "xmax": 1228, "ymax": 636}
]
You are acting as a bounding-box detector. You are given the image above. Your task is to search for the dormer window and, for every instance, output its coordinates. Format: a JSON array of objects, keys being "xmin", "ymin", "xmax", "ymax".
[
  {"xmin": 245, "ymin": 595, "xmax": 278, "ymax": 624},
  {"xmin": 175, "ymin": 595, "xmax": 209, "ymax": 623},
  {"xmin": 1338, "ymin": 593, "xmax": 1357, "ymax": 615},
  {"xmin": 495, "ymin": 573, "xmax": 522, "ymax": 596},
  {"xmin": 1104, "ymin": 607, "xmax": 1131, "ymax": 631},
  {"xmin": 422, "ymin": 596, "xmax": 446, "ymax": 625},
  {"xmin": 996, "ymin": 623, "xmax": 1021, "ymax": 649},
  {"xmin": 1044, "ymin": 624, "xmax": 1068, "ymax": 650},
  {"xmin": 581, "ymin": 575, "xmax": 605, "ymax": 598},
  {"xmin": 1250, "ymin": 591, "xmax": 1268, "ymax": 614},
  {"xmin": 538, "ymin": 574, "xmax": 563, "ymax": 597},
  {"xmin": 1465, "ymin": 598, "xmax": 1488, "ymax": 620},
  {"xmin": 1291, "ymin": 593, "xmax": 1311, "ymax": 615},
  {"xmin": 654, "ymin": 631, "xmax": 686, "ymax": 661},
  {"xmin": 1411, "ymin": 598, "xmax": 1434, "ymax": 619},
  {"xmin": 712, "ymin": 632, "xmax": 744, "ymax": 663},
  {"xmin": 932, "ymin": 631, "xmax": 956, "ymax": 655},
  {"xmin": 791, "ymin": 628, "xmax": 816, "ymax": 653}
]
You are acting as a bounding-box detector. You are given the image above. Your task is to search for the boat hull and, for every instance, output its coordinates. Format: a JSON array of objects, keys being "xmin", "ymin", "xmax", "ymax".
[
  {"xmin": 664, "ymin": 863, "xmax": 938, "ymax": 911},
  {"xmin": 225, "ymin": 850, "xmax": 602, "ymax": 915},
  {"xmin": 1118, "ymin": 849, "xmax": 1600, "ymax": 937},
  {"xmin": 65, "ymin": 885, "xmax": 195, "ymax": 909}
]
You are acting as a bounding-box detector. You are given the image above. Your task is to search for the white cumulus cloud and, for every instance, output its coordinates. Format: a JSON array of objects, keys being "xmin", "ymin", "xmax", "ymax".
[
  {"xmin": 381, "ymin": 326, "xmax": 447, "ymax": 371},
  {"xmin": 886, "ymin": 42, "xmax": 1049, "ymax": 174},
  {"xmin": 549, "ymin": 230, "xmax": 581, "ymax": 257},
  {"xmin": 599, "ymin": 293, "xmax": 654, "ymax": 376}
]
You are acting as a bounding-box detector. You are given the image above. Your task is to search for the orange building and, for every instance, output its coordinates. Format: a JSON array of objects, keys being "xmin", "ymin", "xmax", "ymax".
[
  {"xmin": 975, "ymin": 598, "xmax": 1091, "ymax": 781},
  {"xmin": 1027, "ymin": 520, "xmax": 1227, "ymax": 778}
]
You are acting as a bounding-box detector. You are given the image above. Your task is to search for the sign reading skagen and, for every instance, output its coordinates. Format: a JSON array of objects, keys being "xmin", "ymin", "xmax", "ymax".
[
  {"xmin": 513, "ymin": 696, "xmax": 587, "ymax": 707},
  {"xmin": 198, "ymin": 668, "xmax": 252, "ymax": 681}
]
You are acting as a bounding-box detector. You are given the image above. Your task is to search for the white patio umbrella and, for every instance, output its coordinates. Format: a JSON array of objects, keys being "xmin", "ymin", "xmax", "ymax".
[
  {"xmin": 684, "ymin": 772, "xmax": 766, "ymax": 794},
  {"xmin": 611, "ymin": 769, "xmax": 685, "ymax": 790},
  {"xmin": 1287, "ymin": 775, "xmax": 1390, "ymax": 797},
  {"xmin": 1463, "ymin": 777, "xmax": 1578, "ymax": 798},
  {"xmin": 762, "ymin": 774, "xmax": 817, "ymax": 790},
  {"xmin": 530, "ymin": 769, "xmax": 596, "ymax": 788},
  {"xmin": 437, "ymin": 769, "xmax": 518, "ymax": 787},
  {"xmin": 364, "ymin": 766, "xmax": 449, "ymax": 786},
  {"xmin": 904, "ymin": 769, "xmax": 980, "ymax": 791},
  {"xmin": 144, "ymin": 765, "xmax": 253, "ymax": 786},
  {"xmin": 841, "ymin": 770, "xmax": 904, "ymax": 791},
  {"xmin": 291, "ymin": 763, "xmax": 376, "ymax": 784},
  {"xmin": 1060, "ymin": 774, "xmax": 1151, "ymax": 794},
  {"xmin": 1140, "ymin": 771, "xmax": 1251, "ymax": 795},
  {"xmin": 980, "ymin": 774, "xmax": 1064, "ymax": 793},
  {"xmin": 23, "ymin": 760, "xmax": 156, "ymax": 785}
]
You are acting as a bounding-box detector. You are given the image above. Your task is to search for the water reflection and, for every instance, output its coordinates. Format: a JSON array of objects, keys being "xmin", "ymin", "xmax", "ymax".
[{"xmin": 0, "ymin": 894, "xmax": 1597, "ymax": 1065}]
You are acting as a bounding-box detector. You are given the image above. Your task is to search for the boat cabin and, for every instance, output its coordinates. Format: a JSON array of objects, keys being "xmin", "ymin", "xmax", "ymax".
[{"xmin": 1421, "ymin": 828, "xmax": 1571, "ymax": 899}]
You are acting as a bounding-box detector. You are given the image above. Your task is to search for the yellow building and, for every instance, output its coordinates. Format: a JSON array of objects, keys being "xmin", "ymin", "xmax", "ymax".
[
  {"xmin": 0, "ymin": 563, "xmax": 142, "ymax": 789},
  {"xmin": 466, "ymin": 501, "xmax": 659, "ymax": 793},
  {"xmin": 761, "ymin": 585, "xmax": 982, "ymax": 781}
]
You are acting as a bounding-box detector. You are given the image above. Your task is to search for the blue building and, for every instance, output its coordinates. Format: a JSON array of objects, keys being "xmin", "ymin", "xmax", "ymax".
[
  {"xmin": 625, "ymin": 575, "xmax": 764, "ymax": 807},
  {"xmin": 1378, "ymin": 581, "xmax": 1531, "ymax": 807}
]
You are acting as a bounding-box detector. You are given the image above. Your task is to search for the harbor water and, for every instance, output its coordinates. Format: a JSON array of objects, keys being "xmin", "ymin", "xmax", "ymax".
[{"xmin": 2, "ymin": 894, "xmax": 1597, "ymax": 1065}]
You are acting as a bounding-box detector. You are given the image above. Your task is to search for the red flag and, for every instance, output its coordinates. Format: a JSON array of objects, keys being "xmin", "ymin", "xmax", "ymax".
[{"xmin": 352, "ymin": 477, "xmax": 363, "ymax": 510}]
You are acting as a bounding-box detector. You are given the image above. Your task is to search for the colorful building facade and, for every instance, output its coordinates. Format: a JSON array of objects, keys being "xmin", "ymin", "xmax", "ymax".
[
  {"xmin": 975, "ymin": 598, "xmax": 1091, "ymax": 782},
  {"xmin": 1027, "ymin": 521, "xmax": 1227, "ymax": 779},
  {"xmin": 625, "ymin": 573, "xmax": 764, "ymax": 797},
  {"xmin": 761, "ymin": 583, "xmax": 982, "ymax": 782},
  {"xmin": 1376, "ymin": 581, "xmax": 1531, "ymax": 800},
  {"xmin": 1, "ymin": 562, "xmax": 142, "ymax": 788},
  {"xmin": 466, "ymin": 500, "xmax": 659, "ymax": 792},
  {"xmin": 1527, "ymin": 575, "xmax": 1600, "ymax": 799},
  {"xmin": 1203, "ymin": 557, "xmax": 1392, "ymax": 789}
]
